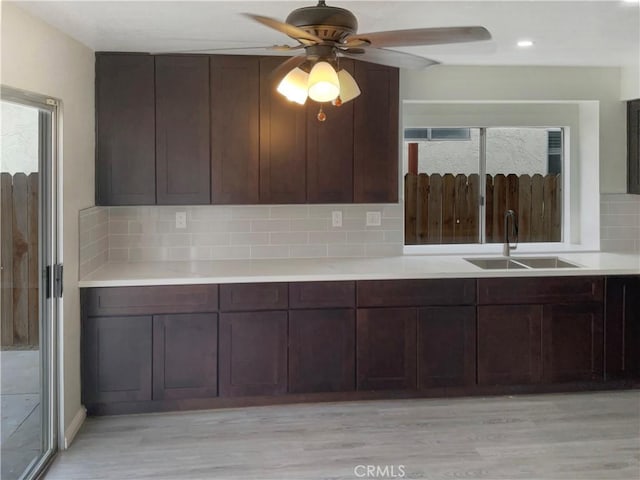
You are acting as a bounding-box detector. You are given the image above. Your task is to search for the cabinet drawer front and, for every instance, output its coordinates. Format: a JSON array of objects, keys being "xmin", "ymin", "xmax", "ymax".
[
  {"xmin": 357, "ymin": 279, "xmax": 475, "ymax": 307},
  {"xmin": 220, "ymin": 283, "xmax": 288, "ymax": 311},
  {"xmin": 289, "ymin": 281, "xmax": 355, "ymax": 309},
  {"xmin": 478, "ymin": 276, "xmax": 603, "ymax": 305},
  {"xmin": 83, "ymin": 285, "xmax": 218, "ymax": 316}
]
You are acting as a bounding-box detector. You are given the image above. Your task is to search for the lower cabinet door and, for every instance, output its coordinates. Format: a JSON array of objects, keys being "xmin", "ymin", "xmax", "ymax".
[
  {"xmin": 152, "ymin": 313, "xmax": 218, "ymax": 400},
  {"xmin": 219, "ymin": 311, "xmax": 287, "ymax": 396},
  {"xmin": 289, "ymin": 309, "xmax": 355, "ymax": 393},
  {"xmin": 542, "ymin": 304, "xmax": 604, "ymax": 383},
  {"xmin": 477, "ymin": 305, "xmax": 543, "ymax": 385},
  {"xmin": 83, "ymin": 315, "xmax": 152, "ymax": 403},
  {"xmin": 356, "ymin": 308, "xmax": 417, "ymax": 391},
  {"xmin": 418, "ymin": 306, "xmax": 476, "ymax": 388}
]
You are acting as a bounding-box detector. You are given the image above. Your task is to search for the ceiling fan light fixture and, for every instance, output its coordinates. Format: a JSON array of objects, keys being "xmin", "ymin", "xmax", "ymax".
[
  {"xmin": 333, "ymin": 69, "xmax": 361, "ymax": 105},
  {"xmin": 308, "ymin": 61, "xmax": 340, "ymax": 102},
  {"xmin": 277, "ymin": 67, "xmax": 309, "ymax": 105}
]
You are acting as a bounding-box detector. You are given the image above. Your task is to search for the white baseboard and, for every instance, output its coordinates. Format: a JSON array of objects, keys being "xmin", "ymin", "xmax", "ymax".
[{"xmin": 63, "ymin": 406, "xmax": 86, "ymax": 449}]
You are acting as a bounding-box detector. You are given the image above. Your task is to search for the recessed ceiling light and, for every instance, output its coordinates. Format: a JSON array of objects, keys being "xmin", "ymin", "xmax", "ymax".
[{"xmin": 517, "ymin": 40, "xmax": 534, "ymax": 48}]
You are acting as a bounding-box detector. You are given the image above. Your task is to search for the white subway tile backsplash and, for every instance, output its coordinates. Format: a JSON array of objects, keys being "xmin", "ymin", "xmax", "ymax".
[
  {"xmin": 600, "ymin": 194, "xmax": 640, "ymax": 253},
  {"xmin": 80, "ymin": 203, "xmax": 406, "ymax": 267}
]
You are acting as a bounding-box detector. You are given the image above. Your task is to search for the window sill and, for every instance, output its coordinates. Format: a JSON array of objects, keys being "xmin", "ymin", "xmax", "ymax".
[{"xmin": 403, "ymin": 242, "xmax": 599, "ymax": 256}]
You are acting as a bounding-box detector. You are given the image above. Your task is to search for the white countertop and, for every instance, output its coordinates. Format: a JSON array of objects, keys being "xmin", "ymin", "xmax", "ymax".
[{"xmin": 78, "ymin": 252, "xmax": 640, "ymax": 287}]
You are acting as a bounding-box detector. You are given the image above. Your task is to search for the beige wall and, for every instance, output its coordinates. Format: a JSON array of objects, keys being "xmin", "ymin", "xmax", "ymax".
[
  {"xmin": 1, "ymin": 1, "xmax": 94, "ymax": 446},
  {"xmin": 401, "ymin": 66, "xmax": 626, "ymax": 193}
]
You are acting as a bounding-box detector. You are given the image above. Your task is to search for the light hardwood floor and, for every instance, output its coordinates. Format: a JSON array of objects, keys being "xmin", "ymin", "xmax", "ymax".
[{"xmin": 45, "ymin": 391, "xmax": 640, "ymax": 480}]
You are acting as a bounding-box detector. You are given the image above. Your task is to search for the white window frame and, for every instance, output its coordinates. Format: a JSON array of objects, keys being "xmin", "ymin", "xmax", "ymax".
[{"xmin": 401, "ymin": 100, "xmax": 600, "ymax": 255}]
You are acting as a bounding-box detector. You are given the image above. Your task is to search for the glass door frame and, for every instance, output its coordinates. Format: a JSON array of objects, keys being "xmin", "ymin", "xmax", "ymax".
[{"xmin": 1, "ymin": 85, "xmax": 61, "ymax": 479}]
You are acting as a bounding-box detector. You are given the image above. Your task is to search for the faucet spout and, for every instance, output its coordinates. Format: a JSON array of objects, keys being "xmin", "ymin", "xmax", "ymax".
[{"xmin": 503, "ymin": 210, "xmax": 518, "ymax": 257}]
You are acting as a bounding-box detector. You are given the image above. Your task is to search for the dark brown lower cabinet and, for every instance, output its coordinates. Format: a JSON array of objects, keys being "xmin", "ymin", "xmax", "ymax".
[
  {"xmin": 356, "ymin": 308, "xmax": 417, "ymax": 391},
  {"xmin": 418, "ymin": 307, "xmax": 476, "ymax": 388},
  {"xmin": 477, "ymin": 305, "xmax": 543, "ymax": 386},
  {"xmin": 605, "ymin": 276, "xmax": 640, "ymax": 379},
  {"xmin": 82, "ymin": 316, "xmax": 152, "ymax": 403},
  {"xmin": 542, "ymin": 304, "xmax": 603, "ymax": 383},
  {"xmin": 219, "ymin": 311, "xmax": 287, "ymax": 397},
  {"xmin": 153, "ymin": 313, "xmax": 218, "ymax": 400},
  {"xmin": 289, "ymin": 309, "xmax": 355, "ymax": 393}
]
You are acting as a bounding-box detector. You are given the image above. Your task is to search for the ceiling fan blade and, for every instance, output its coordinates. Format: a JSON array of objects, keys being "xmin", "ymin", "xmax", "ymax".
[
  {"xmin": 243, "ymin": 13, "xmax": 323, "ymax": 45},
  {"xmin": 152, "ymin": 45, "xmax": 304, "ymax": 55},
  {"xmin": 340, "ymin": 47, "xmax": 439, "ymax": 70},
  {"xmin": 343, "ymin": 26, "xmax": 491, "ymax": 48},
  {"xmin": 269, "ymin": 55, "xmax": 307, "ymax": 85}
]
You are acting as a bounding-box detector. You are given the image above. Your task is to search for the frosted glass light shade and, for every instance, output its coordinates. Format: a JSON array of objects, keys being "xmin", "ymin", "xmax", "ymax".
[
  {"xmin": 277, "ymin": 67, "xmax": 309, "ymax": 105},
  {"xmin": 334, "ymin": 69, "xmax": 361, "ymax": 104},
  {"xmin": 308, "ymin": 61, "xmax": 340, "ymax": 102}
]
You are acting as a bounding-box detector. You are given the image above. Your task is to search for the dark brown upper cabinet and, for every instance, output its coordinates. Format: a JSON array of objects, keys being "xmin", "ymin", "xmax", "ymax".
[
  {"xmin": 628, "ymin": 99, "xmax": 640, "ymax": 194},
  {"xmin": 155, "ymin": 55, "xmax": 210, "ymax": 204},
  {"xmin": 96, "ymin": 53, "xmax": 156, "ymax": 205},
  {"xmin": 353, "ymin": 61, "xmax": 399, "ymax": 203},
  {"xmin": 306, "ymin": 60, "xmax": 355, "ymax": 203},
  {"xmin": 259, "ymin": 57, "xmax": 308, "ymax": 203},
  {"xmin": 211, "ymin": 56, "xmax": 260, "ymax": 204}
]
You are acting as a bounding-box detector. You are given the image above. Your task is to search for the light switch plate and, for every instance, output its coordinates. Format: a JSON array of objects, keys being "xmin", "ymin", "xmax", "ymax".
[
  {"xmin": 331, "ymin": 210, "xmax": 343, "ymax": 228},
  {"xmin": 366, "ymin": 211, "xmax": 382, "ymax": 226},
  {"xmin": 175, "ymin": 212, "xmax": 187, "ymax": 229}
]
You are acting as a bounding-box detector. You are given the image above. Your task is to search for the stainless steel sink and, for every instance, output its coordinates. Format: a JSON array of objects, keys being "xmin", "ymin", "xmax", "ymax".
[
  {"xmin": 464, "ymin": 256, "xmax": 581, "ymax": 270},
  {"xmin": 464, "ymin": 258, "xmax": 527, "ymax": 270},
  {"xmin": 511, "ymin": 257, "xmax": 580, "ymax": 269}
]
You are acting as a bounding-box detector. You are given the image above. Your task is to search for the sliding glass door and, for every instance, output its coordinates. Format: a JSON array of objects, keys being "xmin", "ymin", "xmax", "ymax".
[{"xmin": 1, "ymin": 86, "xmax": 60, "ymax": 480}]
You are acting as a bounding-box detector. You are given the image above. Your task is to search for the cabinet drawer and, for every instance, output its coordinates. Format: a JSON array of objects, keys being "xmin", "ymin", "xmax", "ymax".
[
  {"xmin": 289, "ymin": 281, "xmax": 355, "ymax": 309},
  {"xmin": 478, "ymin": 276, "xmax": 603, "ymax": 305},
  {"xmin": 219, "ymin": 283, "xmax": 288, "ymax": 311},
  {"xmin": 357, "ymin": 279, "xmax": 475, "ymax": 307},
  {"xmin": 83, "ymin": 285, "xmax": 218, "ymax": 316}
]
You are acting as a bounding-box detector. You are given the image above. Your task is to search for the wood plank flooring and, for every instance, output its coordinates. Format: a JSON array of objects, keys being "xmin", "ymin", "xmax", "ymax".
[{"xmin": 45, "ymin": 391, "xmax": 640, "ymax": 480}]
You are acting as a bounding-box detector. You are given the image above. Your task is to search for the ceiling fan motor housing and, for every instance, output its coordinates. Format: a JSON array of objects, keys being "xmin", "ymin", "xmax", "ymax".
[{"xmin": 286, "ymin": 1, "xmax": 358, "ymax": 42}]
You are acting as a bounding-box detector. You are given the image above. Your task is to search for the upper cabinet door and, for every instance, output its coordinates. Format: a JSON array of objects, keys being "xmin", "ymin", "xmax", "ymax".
[
  {"xmin": 211, "ymin": 56, "xmax": 260, "ymax": 204},
  {"xmin": 306, "ymin": 60, "xmax": 354, "ymax": 203},
  {"xmin": 155, "ymin": 55, "xmax": 210, "ymax": 205},
  {"xmin": 96, "ymin": 54, "xmax": 156, "ymax": 205},
  {"xmin": 353, "ymin": 62, "xmax": 399, "ymax": 203},
  {"xmin": 628, "ymin": 99, "xmax": 640, "ymax": 194},
  {"xmin": 259, "ymin": 57, "xmax": 307, "ymax": 204}
]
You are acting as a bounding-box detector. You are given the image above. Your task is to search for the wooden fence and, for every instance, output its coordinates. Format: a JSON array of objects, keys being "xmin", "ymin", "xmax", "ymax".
[
  {"xmin": 405, "ymin": 173, "xmax": 562, "ymax": 245},
  {"xmin": 1, "ymin": 172, "xmax": 39, "ymax": 348}
]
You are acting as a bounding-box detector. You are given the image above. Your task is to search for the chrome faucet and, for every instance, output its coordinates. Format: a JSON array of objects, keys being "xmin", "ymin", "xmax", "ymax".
[{"xmin": 503, "ymin": 210, "xmax": 518, "ymax": 257}]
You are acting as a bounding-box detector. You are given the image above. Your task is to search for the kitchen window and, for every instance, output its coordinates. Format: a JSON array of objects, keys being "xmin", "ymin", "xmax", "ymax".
[{"xmin": 404, "ymin": 127, "xmax": 564, "ymax": 246}]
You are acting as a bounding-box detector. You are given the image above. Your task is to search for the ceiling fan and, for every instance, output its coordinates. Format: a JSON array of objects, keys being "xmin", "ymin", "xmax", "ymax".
[{"xmin": 206, "ymin": 1, "xmax": 491, "ymax": 119}]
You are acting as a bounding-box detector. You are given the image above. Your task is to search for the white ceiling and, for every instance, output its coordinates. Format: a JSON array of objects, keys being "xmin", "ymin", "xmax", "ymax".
[{"xmin": 16, "ymin": 0, "xmax": 640, "ymax": 67}]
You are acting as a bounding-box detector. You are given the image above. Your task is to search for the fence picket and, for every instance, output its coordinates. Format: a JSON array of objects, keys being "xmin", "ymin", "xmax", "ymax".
[
  {"xmin": 417, "ymin": 174, "xmax": 429, "ymax": 244},
  {"xmin": 12, "ymin": 173, "xmax": 29, "ymax": 345},
  {"xmin": 427, "ymin": 174, "xmax": 442, "ymax": 244},
  {"xmin": 404, "ymin": 173, "xmax": 417, "ymax": 244},
  {"xmin": 492, "ymin": 174, "xmax": 507, "ymax": 243},
  {"xmin": 28, "ymin": 173, "xmax": 39, "ymax": 345},
  {"xmin": 518, "ymin": 175, "xmax": 532, "ymax": 243},
  {"xmin": 442, "ymin": 174, "xmax": 456, "ymax": 243},
  {"xmin": 530, "ymin": 174, "xmax": 545, "ymax": 241},
  {"xmin": 1, "ymin": 173, "xmax": 14, "ymax": 346}
]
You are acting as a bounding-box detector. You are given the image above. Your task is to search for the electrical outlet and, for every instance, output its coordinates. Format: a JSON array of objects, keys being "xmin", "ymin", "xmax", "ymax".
[
  {"xmin": 175, "ymin": 212, "xmax": 187, "ymax": 229},
  {"xmin": 366, "ymin": 211, "xmax": 382, "ymax": 227},
  {"xmin": 331, "ymin": 210, "xmax": 343, "ymax": 228}
]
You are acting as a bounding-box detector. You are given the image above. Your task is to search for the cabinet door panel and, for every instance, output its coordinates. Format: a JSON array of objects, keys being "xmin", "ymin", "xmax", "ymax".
[
  {"xmin": 357, "ymin": 308, "xmax": 417, "ymax": 390},
  {"xmin": 289, "ymin": 309, "xmax": 355, "ymax": 393},
  {"xmin": 96, "ymin": 54, "xmax": 156, "ymax": 205},
  {"xmin": 353, "ymin": 62, "xmax": 399, "ymax": 203},
  {"xmin": 478, "ymin": 305, "xmax": 543, "ymax": 385},
  {"xmin": 605, "ymin": 276, "xmax": 640, "ymax": 379},
  {"xmin": 259, "ymin": 57, "xmax": 307, "ymax": 203},
  {"xmin": 211, "ymin": 56, "xmax": 260, "ymax": 204},
  {"xmin": 542, "ymin": 304, "xmax": 603, "ymax": 383},
  {"xmin": 155, "ymin": 55, "xmax": 210, "ymax": 204},
  {"xmin": 219, "ymin": 311, "xmax": 287, "ymax": 396},
  {"xmin": 306, "ymin": 59, "xmax": 354, "ymax": 203},
  {"xmin": 83, "ymin": 316, "xmax": 152, "ymax": 403},
  {"xmin": 153, "ymin": 313, "xmax": 218, "ymax": 400},
  {"xmin": 418, "ymin": 307, "xmax": 476, "ymax": 388}
]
